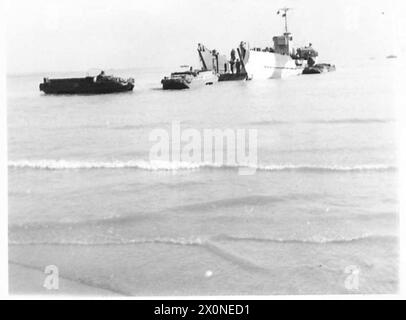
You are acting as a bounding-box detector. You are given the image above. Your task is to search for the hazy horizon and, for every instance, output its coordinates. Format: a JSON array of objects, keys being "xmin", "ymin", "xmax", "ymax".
[{"xmin": 6, "ymin": 0, "xmax": 406, "ymax": 74}]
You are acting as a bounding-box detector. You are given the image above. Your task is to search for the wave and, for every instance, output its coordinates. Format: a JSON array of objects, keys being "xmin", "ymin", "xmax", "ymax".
[
  {"xmin": 9, "ymin": 236, "xmax": 205, "ymax": 247},
  {"xmin": 9, "ymin": 122, "xmax": 171, "ymax": 131},
  {"xmin": 248, "ymin": 118, "xmax": 395, "ymax": 126},
  {"xmin": 257, "ymin": 164, "xmax": 395, "ymax": 172},
  {"xmin": 8, "ymin": 159, "xmax": 205, "ymax": 171},
  {"xmin": 8, "ymin": 236, "xmax": 269, "ymax": 272},
  {"xmin": 248, "ymin": 120, "xmax": 289, "ymax": 125},
  {"xmin": 215, "ymin": 234, "xmax": 397, "ymax": 245},
  {"xmin": 263, "ymin": 145, "xmax": 394, "ymax": 155},
  {"xmin": 109, "ymin": 122, "xmax": 171, "ymax": 131},
  {"xmin": 173, "ymin": 195, "xmax": 287, "ymax": 212},
  {"xmin": 7, "ymin": 192, "xmax": 325, "ymax": 230},
  {"xmin": 9, "ymin": 234, "xmax": 397, "ymax": 247},
  {"xmin": 308, "ymin": 119, "xmax": 395, "ymax": 124},
  {"xmin": 8, "ymin": 159, "xmax": 397, "ymax": 173}
]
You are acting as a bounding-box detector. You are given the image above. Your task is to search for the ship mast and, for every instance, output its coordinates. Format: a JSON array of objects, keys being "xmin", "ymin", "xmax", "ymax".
[
  {"xmin": 278, "ymin": 7, "xmax": 292, "ymax": 54},
  {"xmin": 278, "ymin": 7, "xmax": 291, "ymax": 33}
]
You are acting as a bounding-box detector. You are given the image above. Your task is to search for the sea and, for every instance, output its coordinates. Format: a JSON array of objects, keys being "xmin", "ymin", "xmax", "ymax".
[{"xmin": 8, "ymin": 58, "xmax": 399, "ymax": 295}]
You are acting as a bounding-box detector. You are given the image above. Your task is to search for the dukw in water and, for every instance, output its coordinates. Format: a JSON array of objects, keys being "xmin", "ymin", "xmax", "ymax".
[{"xmin": 161, "ymin": 66, "xmax": 218, "ymax": 90}]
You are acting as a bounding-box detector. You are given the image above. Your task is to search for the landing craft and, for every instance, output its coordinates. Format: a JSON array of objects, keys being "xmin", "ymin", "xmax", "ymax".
[
  {"xmin": 197, "ymin": 43, "xmax": 248, "ymax": 81},
  {"xmin": 39, "ymin": 71, "xmax": 134, "ymax": 94},
  {"xmin": 197, "ymin": 8, "xmax": 322, "ymax": 80},
  {"xmin": 238, "ymin": 8, "xmax": 318, "ymax": 79}
]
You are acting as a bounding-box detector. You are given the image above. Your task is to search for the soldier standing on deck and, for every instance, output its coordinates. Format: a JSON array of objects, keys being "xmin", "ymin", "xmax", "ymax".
[
  {"xmin": 230, "ymin": 49, "xmax": 236, "ymax": 74},
  {"xmin": 236, "ymin": 59, "xmax": 241, "ymax": 74}
]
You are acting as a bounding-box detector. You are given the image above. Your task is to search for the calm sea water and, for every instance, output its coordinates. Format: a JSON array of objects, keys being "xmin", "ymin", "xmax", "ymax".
[{"xmin": 8, "ymin": 59, "xmax": 399, "ymax": 295}]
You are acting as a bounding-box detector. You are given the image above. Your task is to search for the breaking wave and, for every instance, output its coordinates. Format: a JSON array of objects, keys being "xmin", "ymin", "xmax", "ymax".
[
  {"xmin": 8, "ymin": 159, "xmax": 396, "ymax": 173},
  {"xmin": 9, "ymin": 234, "xmax": 397, "ymax": 247}
]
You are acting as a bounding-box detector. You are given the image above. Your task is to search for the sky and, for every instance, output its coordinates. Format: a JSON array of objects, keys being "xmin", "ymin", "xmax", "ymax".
[{"xmin": 6, "ymin": 0, "xmax": 406, "ymax": 74}]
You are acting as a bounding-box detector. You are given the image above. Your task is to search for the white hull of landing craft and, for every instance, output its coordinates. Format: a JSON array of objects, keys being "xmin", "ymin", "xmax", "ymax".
[{"xmin": 244, "ymin": 51, "xmax": 303, "ymax": 79}]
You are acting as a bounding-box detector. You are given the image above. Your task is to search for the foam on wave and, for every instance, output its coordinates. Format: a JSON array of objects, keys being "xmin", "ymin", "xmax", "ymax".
[
  {"xmin": 215, "ymin": 233, "xmax": 396, "ymax": 244},
  {"xmin": 9, "ymin": 234, "xmax": 396, "ymax": 247},
  {"xmin": 8, "ymin": 159, "xmax": 396, "ymax": 172}
]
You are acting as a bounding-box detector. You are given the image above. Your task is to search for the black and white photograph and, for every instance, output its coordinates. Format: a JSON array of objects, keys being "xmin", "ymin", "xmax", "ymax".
[{"xmin": 1, "ymin": 0, "xmax": 406, "ymax": 301}]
